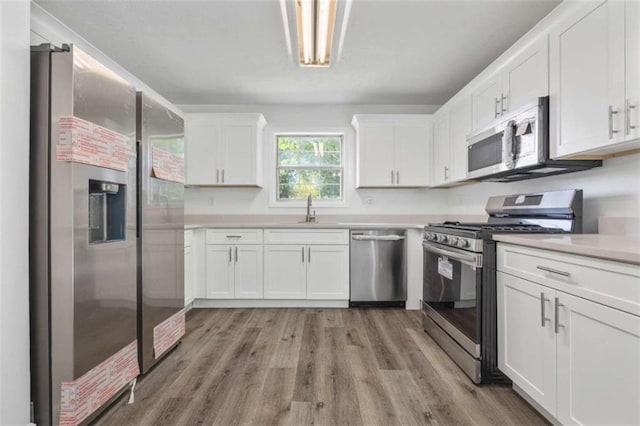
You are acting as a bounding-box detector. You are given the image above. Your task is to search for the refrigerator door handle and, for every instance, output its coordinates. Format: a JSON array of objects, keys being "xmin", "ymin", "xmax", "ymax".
[{"xmin": 136, "ymin": 140, "xmax": 142, "ymax": 239}]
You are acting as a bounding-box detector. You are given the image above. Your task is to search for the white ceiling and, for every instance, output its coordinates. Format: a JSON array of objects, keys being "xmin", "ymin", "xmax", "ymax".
[{"xmin": 36, "ymin": 0, "xmax": 561, "ymax": 106}]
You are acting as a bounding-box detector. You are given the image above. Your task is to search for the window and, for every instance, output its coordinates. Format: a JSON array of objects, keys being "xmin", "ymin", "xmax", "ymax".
[{"xmin": 276, "ymin": 134, "xmax": 343, "ymax": 201}]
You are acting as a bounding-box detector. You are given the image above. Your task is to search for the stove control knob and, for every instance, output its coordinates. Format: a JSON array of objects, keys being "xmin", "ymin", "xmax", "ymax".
[
  {"xmin": 441, "ymin": 235, "xmax": 449, "ymax": 244},
  {"xmin": 458, "ymin": 239, "xmax": 469, "ymax": 248},
  {"xmin": 449, "ymin": 237, "xmax": 458, "ymax": 245}
]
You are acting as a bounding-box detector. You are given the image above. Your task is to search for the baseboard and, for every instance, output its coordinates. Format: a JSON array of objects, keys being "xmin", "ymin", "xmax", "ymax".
[{"xmin": 192, "ymin": 299, "xmax": 349, "ymax": 308}]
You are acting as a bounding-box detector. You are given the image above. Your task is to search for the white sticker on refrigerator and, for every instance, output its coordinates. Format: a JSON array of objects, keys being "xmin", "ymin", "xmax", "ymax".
[{"xmin": 438, "ymin": 258, "xmax": 453, "ymax": 280}]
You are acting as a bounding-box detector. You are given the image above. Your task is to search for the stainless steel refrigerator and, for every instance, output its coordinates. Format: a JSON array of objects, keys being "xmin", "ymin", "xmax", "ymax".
[
  {"xmin": 30, "ymin": 44, "xmax": 138, "ymax": 425},
  {"xmin": 136, "ymin": 92, "xmax": 185, "ymax": 374}
]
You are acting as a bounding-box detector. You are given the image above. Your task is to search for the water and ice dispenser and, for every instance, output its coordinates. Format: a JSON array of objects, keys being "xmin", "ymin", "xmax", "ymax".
[{"xmin": 88, "ymin": 179, "xmax": 126, "ymax": 244}]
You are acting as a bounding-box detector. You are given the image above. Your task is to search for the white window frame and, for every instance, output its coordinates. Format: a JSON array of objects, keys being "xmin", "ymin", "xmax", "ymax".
[{"xmin": 270, "ymin": 130, "xmax": 348, "ymax": 208}]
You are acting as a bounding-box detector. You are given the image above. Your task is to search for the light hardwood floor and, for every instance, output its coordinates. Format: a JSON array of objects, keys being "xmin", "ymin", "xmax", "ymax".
[{"xmin": 94, "ymin": 308, "xmax": 547, "ymax": 426}]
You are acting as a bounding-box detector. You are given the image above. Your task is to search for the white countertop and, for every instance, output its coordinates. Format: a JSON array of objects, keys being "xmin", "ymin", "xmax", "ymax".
[
  {"xmin": 185, "ymin": 222, "xmax": 427, "ymax": 230},
  {"xmin": 493, "ymin": 234, "xmax": 640, "ymax": 265}
]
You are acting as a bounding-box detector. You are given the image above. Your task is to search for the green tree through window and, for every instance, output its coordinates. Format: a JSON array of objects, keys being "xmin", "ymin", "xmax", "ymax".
[{"xmin": 276, "ymin": 135, "xmax": 343, "ymax": 201}]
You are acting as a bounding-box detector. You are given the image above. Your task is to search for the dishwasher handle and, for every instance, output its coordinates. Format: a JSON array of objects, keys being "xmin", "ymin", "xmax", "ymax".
[{"xmin": 352, "ymin": 234, "xmax": 405, "ymax": 241}]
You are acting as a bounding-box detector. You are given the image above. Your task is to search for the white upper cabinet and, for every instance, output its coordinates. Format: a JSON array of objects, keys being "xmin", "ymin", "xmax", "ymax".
[
  {"xmin": 185, "ymin": 113, "xmax": 266, "ymax": 186},
  {"xmin": 353, "ymin": 115, "xmax": 432, "ymax": 188},
  {"xmin": 471, "ymin": 73, "xmax": 503, "ymax": 131},
  {"xmin": 355, "ymin": 121, "xmax": 396, "ymax": 187},
  {"xmin": 448, "ymin": 96, "xmax": 472, "ymax": 182},
  {"xmin": 472, "ymin": 36, "xmax": 549, "ymax": 133},
  {"xmin": 185, "ymin": 116, "xmax": 220, "ymax": 185},
  {"xmin": 502, "ymin": 36, "xmax": 549, "ymax": 114},
  {"xmin": 549, "ymin": 0, "xmax": 627, "ymax": 158},
  {"xmin": 432, "ymin": 109, "xmax": 451, "ymax": 186},
  {"xmin": 626, "ymin": 0, "xmax": 639, "ymax": 142}
]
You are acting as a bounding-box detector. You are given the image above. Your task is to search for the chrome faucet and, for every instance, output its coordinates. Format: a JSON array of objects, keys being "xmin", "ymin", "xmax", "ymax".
[{"xmin": 305, "ymin": 194, "xmax": 317, "ymax": 223}]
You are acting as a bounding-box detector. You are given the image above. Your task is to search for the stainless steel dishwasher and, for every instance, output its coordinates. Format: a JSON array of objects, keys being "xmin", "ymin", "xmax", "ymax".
[{"xmin": 350, "ymin": 229, "xmax": 407, "ymax": 307}]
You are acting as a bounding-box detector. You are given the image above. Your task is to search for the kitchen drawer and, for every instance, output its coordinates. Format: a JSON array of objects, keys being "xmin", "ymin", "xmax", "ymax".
[
  {"xmin": 206, "ymin": 229, "xmax": 263, "ymax": 245},
  {"xmin": 497, "ymin": 243, "xmax": 640, "ymax": 316},
  {"xmin": 263, "ymin": 229, "xmax": 349, "ymax": 245},
  {"xmin": 184, "ymin": 230, "xmax": 194, "ymax": 247}
]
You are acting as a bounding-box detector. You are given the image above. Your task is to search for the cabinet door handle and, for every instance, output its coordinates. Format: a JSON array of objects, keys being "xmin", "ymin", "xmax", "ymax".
[
  {"xmin": 554, "ymin": 297, "xmax": 565, "ymax": 334},
  {"xmin": 626, "ymin": 99, "xmax": 637, "ymax": 135},
  {"xmin": 540, "ymin": 292, "xmax": 550, "ymax": 327},
  {"xmin": 501, "ymin": 94, "xmax": 508, "ymax": 113},
  {"xmin": 221, "ymin": 169, "xmax": 225, "ymax": 183},
  {"xmin": 396, "ymin": 171, "xmax": 400, "ymax": 184},
  {"xmin": 229, "ymin": 247, "xmax": 232, "ymax": 262},
  {"xmin": 609, "ymin": 106, "xmax": 619, "ymax": 139},
  {"xmin": 444, "ymin": 166, "xmax": 449, "ymax": 181},
  {"xmin": 235, "ymin": 247, "xmax": 238, "ymax": 262},
  {"xmin": 495, "ymin": 97, "xmax": 501, "ymax": 118},
  {"xmin": 308, "ymin": 247, "xmax": 311, "ymax": 263},
  {"xmin": 217, "ymin": 169, "xmax": 220, "ymax": 183},
  {"xmin": 536, "ymin": 265, "xmax": 570, "ymax": 278},
  {"xmin": 391, "ymin": 170, "xmax": 394, "ymax": 184},
  {"xmin": 301, "ymin": 247, "xmax": 305, "ymax": 263}
]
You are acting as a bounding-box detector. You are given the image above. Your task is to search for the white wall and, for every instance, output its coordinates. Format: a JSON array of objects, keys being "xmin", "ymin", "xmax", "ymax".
[
  {"xmin": 182, "ymin": 104, "xmax": 640, "ymax": 232},
  {"xmin": 181, "ymin": 103, "xmax": 453, "ymax": 216},
  {"xmin": 0, "ymin": 1, "xmax": 31, "ymax": 424},
  {"xmin": 446, "ymin": 154, "xmax": 640, "ymax": 233}
]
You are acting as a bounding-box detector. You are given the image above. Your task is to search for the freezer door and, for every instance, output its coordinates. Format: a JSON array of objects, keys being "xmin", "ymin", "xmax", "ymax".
[{"xmin": 137, "ymin": 92, "xmax": 185, "ymax": 373}]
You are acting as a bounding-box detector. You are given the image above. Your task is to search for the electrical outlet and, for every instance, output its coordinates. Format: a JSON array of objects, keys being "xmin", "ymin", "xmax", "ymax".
[{"xmin": 365, "ymin": 197, "xmax": 374, "ymax": 206}]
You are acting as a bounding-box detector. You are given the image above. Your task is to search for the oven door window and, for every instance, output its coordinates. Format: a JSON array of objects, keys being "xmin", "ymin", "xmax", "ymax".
[{"xmin": 423, "ymin": 249, "xmax": 482, "ymax": 345}]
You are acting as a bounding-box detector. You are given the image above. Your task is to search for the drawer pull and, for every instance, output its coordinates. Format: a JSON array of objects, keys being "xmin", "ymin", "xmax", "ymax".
[
  {"xmin": 554, "ymin": 297, "xmax": 565, "ymax": 334},
  {"xmin": 226, "ymin": 235, "xmax": 242, "ymax": 239},
  {"xmin": 540, "ymin": 292, "xmax": 551, "ymax": 327},
  {"xmin": 536, "ymin": 265, "xmax": 570, "ymax": 278}
]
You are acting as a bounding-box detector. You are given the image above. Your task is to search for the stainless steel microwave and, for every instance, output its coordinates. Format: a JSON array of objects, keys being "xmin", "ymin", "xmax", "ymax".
[{"xmin": 466, "ymin": 97, "xmax": 601, "ymax": 182}]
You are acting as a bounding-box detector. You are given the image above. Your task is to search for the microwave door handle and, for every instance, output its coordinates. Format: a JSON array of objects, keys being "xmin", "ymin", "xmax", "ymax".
[{"xmin": 422, "ymin": 241, "xmax": 482, "ymax": 268}]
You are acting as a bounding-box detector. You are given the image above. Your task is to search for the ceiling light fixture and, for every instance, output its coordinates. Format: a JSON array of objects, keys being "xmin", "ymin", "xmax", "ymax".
[{"xmin": 296, "ymin": 0, "xmax": 336, "ymax": 67}]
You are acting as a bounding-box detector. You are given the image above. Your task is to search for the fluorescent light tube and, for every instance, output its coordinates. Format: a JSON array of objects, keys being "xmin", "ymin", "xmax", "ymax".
[{"xmin": 295, "ymin": 0, "xmax": 337, "ymax": 67}]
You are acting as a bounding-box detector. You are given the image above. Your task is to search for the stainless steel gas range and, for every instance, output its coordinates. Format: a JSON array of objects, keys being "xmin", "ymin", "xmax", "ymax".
[{"xmin": 421, "ymin": 189, "xmax": 583, "ymax": 384}]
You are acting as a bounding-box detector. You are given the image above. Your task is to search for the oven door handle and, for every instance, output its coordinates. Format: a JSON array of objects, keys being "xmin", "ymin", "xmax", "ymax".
[{"xmin": 422, "ymin": 241, "xmax": 483, "ymax": 268}]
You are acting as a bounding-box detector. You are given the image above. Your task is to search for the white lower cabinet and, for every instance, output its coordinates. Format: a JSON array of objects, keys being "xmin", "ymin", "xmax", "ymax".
[
  {"xmin": 497, "ymin": 243, "xmax": 640, "ymax": 425},
  {"xmin": 497, "ymin": 272, "xmax": 557, "ymax": 415},
  {"xmin": 206, "ymin": 245, "xmax": 235, "ymax": 298},
  {"xmin": 556, "ymin": 292, "xmax": 640, "ymax": 425},
  {"xmin": 263, "ymin": 245, "xmax": 307, "ymax": 299},
  {"xmin": 184, "ymin": 245, "xmax": 194, "ymax": 305},
  {"xmin": 306, "ymin": 245, "xmax": 349, "ymax": 300},
  {"xmin": 206, "ymin": 244, "xmax": 263, "ymax": 299},
  {"xmin": 264, "ymin": 243, "xmax": 349, "ymax": 300},
  {"xmin": 184, "ymin": 230, "xmax": 196, "ymax": 306}
]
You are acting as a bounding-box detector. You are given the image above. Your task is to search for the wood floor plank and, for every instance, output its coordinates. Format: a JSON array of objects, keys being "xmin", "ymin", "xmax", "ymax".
[
  {"xmin": 357, "ymin": 309, "xmax": 404, "ymax": 370},
  {"xmin": 381, "ymin": 370, "xmax": 438, "ymax": 426},
  {"xmin": 320, "ymin": 308, "xmax": 344, "ymax": 328},
  {"xmin": 216, "ymin": 309, "xmax": 289, "ymax": 426},
  {"xmin": 345, "ymin": 344, "xmax": 398, "ymax": 426},
  {"xmin": 292, "ymin": 313, "xmax": 322, "ymax": 402},
  {"xmin": 179, "ymin": 326, "xmax": 262, "ymax": 425},
  {"xmin": 250, "ymin": 368, "xmax": 296, "ymax": 425},
  {"xmin": 94, "ymin": 308, "xmax": 546, "ymax": 426},
  {"xmin": 376, "ymin": 310, "xmax": 474, "ymax": 426},
  {"xmin": 270, "ymin": 309, "xmax": 305, "ymax": 369},
  {"xmin": 316, "ymin": 327, "xmax": 364, "ymax": 426}
]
